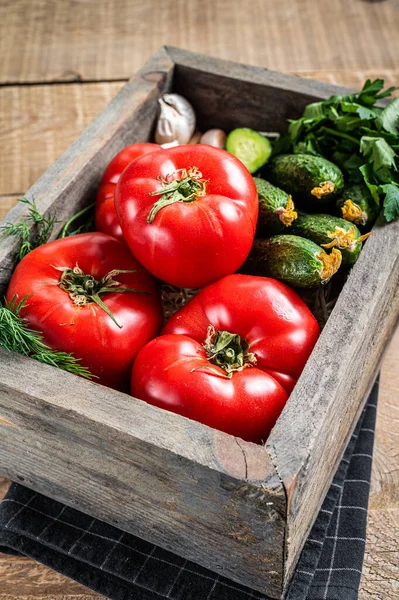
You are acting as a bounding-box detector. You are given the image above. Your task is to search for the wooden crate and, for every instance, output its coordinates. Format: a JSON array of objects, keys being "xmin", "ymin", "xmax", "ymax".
[{"xmin": 0, "ymin": 47, "xmax": 398, "ymax": 599}]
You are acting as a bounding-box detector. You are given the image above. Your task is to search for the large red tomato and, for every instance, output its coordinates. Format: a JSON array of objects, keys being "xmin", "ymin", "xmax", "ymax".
[
  {"xmin": 131, "ymin": 274, "xmax": 319, "ymax": 443},
  {"xmin": 6, "ymin": 232, "xmax": 163, "ymax": 391},
  {"xmin": 115, "ymin": 145, "xmax": 258, "ymax": 288},
  {"xmin": 96, "ymin": 143, "xmax": 160, "ymax": 241}
]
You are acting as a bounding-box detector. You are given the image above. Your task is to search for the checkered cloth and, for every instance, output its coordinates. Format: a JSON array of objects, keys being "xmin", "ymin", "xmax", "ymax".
[{"xmin": 0, "ymin": 379, "xmax": 378, "ymax": 600}]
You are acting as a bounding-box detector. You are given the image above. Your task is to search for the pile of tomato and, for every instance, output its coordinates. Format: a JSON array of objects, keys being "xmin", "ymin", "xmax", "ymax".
[{"xmin": 6, "ymin": 143, "xmax": 320, "ymax": 444}]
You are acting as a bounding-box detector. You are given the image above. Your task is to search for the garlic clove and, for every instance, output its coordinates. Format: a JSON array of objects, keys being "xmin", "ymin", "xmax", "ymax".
[
  {"xmin": 160, "ymin": 140, "xmax": 180, "ymax": 149},
  {"xmin": 200, "ymin": 129, "xmax": 227, "ymax": 148},
  {"xmin": 188, "ymin": 131, "xmax": 202, "ymax": 144},
  {"xmin": 155, "ymin": 94, "xmax": 196, "ymax": 145}
]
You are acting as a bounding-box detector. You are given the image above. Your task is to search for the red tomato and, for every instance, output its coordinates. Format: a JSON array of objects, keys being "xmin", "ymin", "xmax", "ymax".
[
  {"xmin": 131, "ymin": 274, "xmax": 320, "ymax": 443},
  {"xmin": 96, "ymin": 143, "xmax": 160, "ymax": 241},
  {"xmin": 6, "ymin": 233, "xmax": 163, "ymax": 391},
  {"xmin": 115, "ymin": 145, "xmax": 258, "ymax": 288}
]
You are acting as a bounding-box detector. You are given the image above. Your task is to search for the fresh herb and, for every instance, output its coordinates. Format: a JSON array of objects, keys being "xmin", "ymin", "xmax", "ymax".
[
  {"xmin": 60, "ymin": 202, "xmax": 95, "ymax": 238},
  {"xmin": 0, "ymin": 197, "xmax": 57, "ymax": 260},
  {"xmin": 0, "ymin": 295, "xmax": 95, "ymax": 378},
  {"xmin": 277, "ymin": 80, "xmax": 399, "ymax": 222}
]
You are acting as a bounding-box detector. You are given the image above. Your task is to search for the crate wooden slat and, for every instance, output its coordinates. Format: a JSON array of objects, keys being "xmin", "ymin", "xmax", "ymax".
[
  {"xmin": 0, "ymin": 46, "xmax": 174, "ymax": 296},
  {"xmin": 0, "ymin": 47, "xmax": 398, "ymax": 598}
]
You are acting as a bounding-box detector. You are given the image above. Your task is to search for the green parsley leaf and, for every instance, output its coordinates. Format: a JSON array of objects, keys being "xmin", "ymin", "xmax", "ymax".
[
  {"xmin": 359, "ymin": 164, "xmax": 380, "ymax": 204},
  {"xmin": 273, "ymin": 79, "xmax": 399, "ymax": 221},
  {"xmin": 303, "ymin": 102, "xmax": 326, "ymax": 119},
  {"xmin": 380, "ymin": 183, "xmax": 399, "ymax": 221},
  {"xmin": 360, "ymin": 136, "xmax": 397, "ymax": 171},
  {"xmin": 379, "ymin": 97, "xmax": 399, "ymax": 135}
]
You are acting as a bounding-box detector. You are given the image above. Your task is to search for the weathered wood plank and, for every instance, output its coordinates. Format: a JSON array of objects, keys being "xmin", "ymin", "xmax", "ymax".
[
  {"xmin": 300, "ymin": 69, "xmax": 399, "ymax": 93},
  {"xmin": 170, "ymin": 46, "xmax": 353, "ymax": 133},
  {"xmin": 0, "ymin": 347, "xmax": 285, "ymax": 597},
  {"xmin": 360, "ymin": 509, "xmax": 399, "ymax": 600},
  {"xmin": 267, "ymin": 215, "xmax": 399, "ymax": 584},
  {"xmin": 0, "ymin": 0, "xmax": 398, "ymax": 84},
  {"xmin": 1, "ymin": 327, "xmax": 398, "ymax": 599},
  {"xmin": 359, "ymin": 325, "xmax": 399, "ymax": 599},
  {"xmin": 0, "ymin": 478, "xmax": 10, "ymax": 499},
  {"xmin": 0, "ymin": 196, "xmax": 21, "ymax": 221},
  {"xmin": 0, "ymin": 554, "xmax": 98, "ymax": 598},
  {"xmin": 0, "ymin": 46, "xmax": 175, "ymax": 296},
  {"xmin": 0, "ymin": 48, "xmax": 398, "ymax": 597},
  {"xmin": 0, "ymin": 83, "xmax": 124, "ymax": 196}
]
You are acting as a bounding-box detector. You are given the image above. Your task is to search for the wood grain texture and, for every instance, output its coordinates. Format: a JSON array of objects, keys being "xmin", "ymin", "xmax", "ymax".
[
  {"xmin": 359, "ymin": 326, "xmax": 399, "ymax": 600},
  {"xmin": 0, "ymin": 196, "xmax": 21, "ymax": 221},
  {"xmin": 0, "ymin": 1, "xmax": 398, "ymax": 595},
  {"xmin": 170, "ymin": 46, "xmax": 351, "ymax": 134},
  {"xmin": 0, "ymin": 0, "xmax": 398, "ymax": 84},
  {"xmin": 0, "ymin": 321, "xmax": 397, "ymax": 600},
  {"xmin": 0, "ymin": 47, "xmax": 398, "ymax": 597},
  {"xmin": 267, "ymin": 212, "xmax": 399, "ymax": 583},
  {"xmin": 0, "ymin": 347, "xmax": 286, "ymax": 597},
  {"xmin": 0, "ymin": 46, "xmax": 175, "ymax": 296},
  {"xmin": 0, "ymin": 555, "xmax": 100, "ymax": 598},
  {"xmin": 0, "ymin": 83, "xmax": 123, "ymax": 195},
  {"xmin": 0, "ymin": 477, "xmax": 10, "ymax": 499}
]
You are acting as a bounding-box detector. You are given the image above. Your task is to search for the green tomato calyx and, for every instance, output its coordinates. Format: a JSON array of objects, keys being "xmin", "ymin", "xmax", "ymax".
[
  {"xmin": 147, "ymin": 166, "xmax": 208, "ymax": 223},
  {"xmin": 195, "ymin": 325, "xmax": 257, "ymax": 379},
  {"xmin": 57, "ymin": 264, "xmax": 148, "ymax": 328}
]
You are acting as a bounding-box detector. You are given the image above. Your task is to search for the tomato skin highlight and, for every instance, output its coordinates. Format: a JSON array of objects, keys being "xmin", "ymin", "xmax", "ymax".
[
  {"xmin": 115, "ymin": 144, "xmax": 258, "ymax": 288},
  {"xmin": 132, "ymin": 274, "xmax": 320, "ymax": 443},
  {"xmin": 131, "ymin": 334, "xmax": 288, "ymax": 444},
  {"xmin": 6, "ymin": 232, "xmax": 163, "ymax": 391},
  {"xmin": 162, "ymin": 274, "xmax": 320, "ymax": 394},
  {"xmin": 95, "ymin": 143, "xmax": 160, "ymax": 241}
]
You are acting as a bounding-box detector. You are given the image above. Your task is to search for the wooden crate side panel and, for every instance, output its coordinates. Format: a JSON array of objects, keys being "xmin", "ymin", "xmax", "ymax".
[
  {"xmin": 0, "ymin": 348, "xmax": 286, "ymax": 597},
  {"xmin": 267, "ymin": 216, "xmax": 399, "ymax": 582},
  {"xmin": 0, "ymin": 47, "xmax": 175, "ymax": 296},
  {"xmin": 168, "ymin": 46, "xmax": 351, "ymax": 132}
]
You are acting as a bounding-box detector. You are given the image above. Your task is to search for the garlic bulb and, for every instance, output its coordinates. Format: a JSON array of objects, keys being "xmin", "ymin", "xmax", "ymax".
[
  {"xmin": 155, "ymin": 94, "xmax": 196, "ymax": 145},
  {"xmin": 200, "ymin": 129, "xmax": 227, "ymax": 148}
]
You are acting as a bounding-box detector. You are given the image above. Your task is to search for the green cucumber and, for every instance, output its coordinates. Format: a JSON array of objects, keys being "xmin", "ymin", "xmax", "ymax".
[
  {"xmin": 336, "ymin": 183, "xmax": 379, "ymax": 229},
  {"xmin": 267, "ymin": 153, "xmax": 344, "ymax": 208},
  {"xmin": 289, "ymin": 213, "xmax": 370, "ymax": 266},
  {"xmin": 226, "ymin": 128, "xmax": 272, "ymax": 173},
  {"xmin": 244, "ymin": 234, "xmax": 342, "ymax": 288},
  {"xmin": 253, "ymin": 177, "xmax": 297, "ymax": 236}
]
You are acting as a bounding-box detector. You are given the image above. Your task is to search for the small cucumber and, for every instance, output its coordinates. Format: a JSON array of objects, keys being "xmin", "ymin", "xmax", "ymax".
[
  {"xmin": 226, "ymin": 128, "xmax": 272, "ymax": 173},
  {"xmin": 289, "ymin": 213, "xmax": 371, "ymax": 266},
  {"xmin": 267, "ymin": 153, "xmax": 344, "ymax": 208},
  {"xmin": 253, "ymin": 177, "xmax": 297, "ymax": 236},
  {"xmin": 336, "ymin": 183, "xmax": 379, "ymax": 229},
  {"xmin": 244, "ymin": 234, "xmax": 342, "ymax": 288}
]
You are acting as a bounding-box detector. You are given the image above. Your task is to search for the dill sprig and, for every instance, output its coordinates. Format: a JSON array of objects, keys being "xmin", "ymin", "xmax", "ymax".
[
  {"xmin": 60, "ymin": 202, "xmax": 96, "ymax": 238},
  {"xmin": 0, "ymin": 197, "xmax": 57, "ymax": 261},
  {"xmin": 0, "ymin": 296, "xmax": 95, "ymax": 379}
]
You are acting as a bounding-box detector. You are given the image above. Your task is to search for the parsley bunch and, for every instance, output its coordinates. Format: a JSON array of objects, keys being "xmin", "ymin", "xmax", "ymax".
[{"xmin": 278, "ymin": 80, "xmax": 399, "ymax": 222}]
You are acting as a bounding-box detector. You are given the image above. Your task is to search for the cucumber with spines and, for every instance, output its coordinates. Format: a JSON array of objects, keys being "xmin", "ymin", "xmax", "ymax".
[
  {"xmin": 267, "ymin": 154, "xmax": 344, "ymax": 208},
  {"xmin": 336, "ymin": 183, "xmax": 379, "ymax": 229},
  {"xmin": 253, "ymin": 177, "xmax": 297, "ymax": 236},
  {"xmin": 289, "ymin": 213, "xmax": 370, "ymax": 266},
  {"xmin": 243, "ymin": 234, "xmax": 342, "ymax": 288}
]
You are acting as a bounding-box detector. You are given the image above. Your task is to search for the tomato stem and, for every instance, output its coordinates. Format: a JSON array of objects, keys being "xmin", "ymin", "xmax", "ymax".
[
  {"xmin": 201, "ymin": 325, "xmax": 257, "ymax": 376},
  {"xmin": 147, "ymin": 166, "xmax": 208, "ymax": 223},
  {"xmin": 58, "ymin": 265, "xmax": 149, "ymax": 328}
]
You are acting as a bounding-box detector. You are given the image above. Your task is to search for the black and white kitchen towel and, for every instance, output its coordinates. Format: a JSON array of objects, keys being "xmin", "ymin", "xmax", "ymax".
[{"xmin": 0, "ymin": 379, "xmax": 378, "ymax": 600}]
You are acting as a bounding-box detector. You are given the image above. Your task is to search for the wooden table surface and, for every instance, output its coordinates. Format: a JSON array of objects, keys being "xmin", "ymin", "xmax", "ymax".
[{"xmin": 0, "ymin": 1, "xmax": 398, "ymax": 598}]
